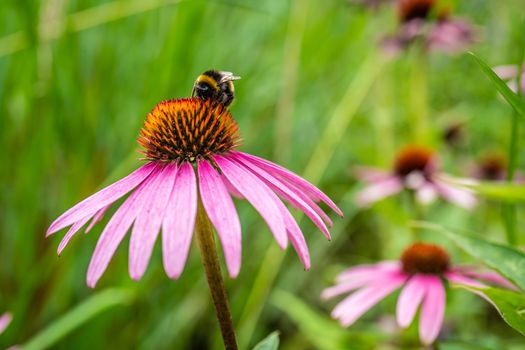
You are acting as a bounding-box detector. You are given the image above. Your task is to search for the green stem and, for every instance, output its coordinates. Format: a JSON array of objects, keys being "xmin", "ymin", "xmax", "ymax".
[
  {"xmin": 408, "ymin": 48, "xmax": 429, "ymax": 143},
  {"xmin": 502, "ymin": 59, "xmax": 523, "ymax": 246},
  {"xmin": 195, "ymin": 196, "xmax": 238, "ymax": 350}
]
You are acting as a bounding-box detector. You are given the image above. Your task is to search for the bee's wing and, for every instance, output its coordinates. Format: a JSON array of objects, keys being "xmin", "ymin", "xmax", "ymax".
[{"xmin": 219, "ymin": 71, "xmax": 241, "ymax": 83}]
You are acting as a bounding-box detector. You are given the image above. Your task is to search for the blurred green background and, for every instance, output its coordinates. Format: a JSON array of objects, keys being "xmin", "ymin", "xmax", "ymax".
[{"xmin": 1, "ymin": 0, "xmax": 524, "ymax": 349}]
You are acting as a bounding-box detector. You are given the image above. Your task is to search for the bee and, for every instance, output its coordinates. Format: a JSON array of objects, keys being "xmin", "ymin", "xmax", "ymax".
[{"xmin": 192, "ymin": 70, "xmax": 241, "ymax": 107}]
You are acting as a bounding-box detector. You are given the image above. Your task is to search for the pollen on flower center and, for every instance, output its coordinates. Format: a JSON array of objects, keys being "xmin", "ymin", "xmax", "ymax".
[
  {"xmin": 401, "ymin": 242, "xmax": 450, "ymax": 274},
  {"xmin": 394, "ymin": 145, "xmax": 435, "ymax": 177},
  {"xmin": 138, "ymin": 98, "xmax": 241, "ymax": 163}
]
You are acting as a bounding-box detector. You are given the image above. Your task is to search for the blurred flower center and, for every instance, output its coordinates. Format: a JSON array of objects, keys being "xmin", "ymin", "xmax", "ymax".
[
  {"xmin": 478, "ymin": 153, "xmax": 507, "ymax": 180},
  {"xmin": 401, "ymin": 242, "xmax": 450, "ymax": 274},
  {"xmin": 138, "ymin": 98, "xmax": 241, "ymax": 163},
  {"xmin": 393, "ymin": 145, "xmax": 435, "ymax": 178},
  {"xmin": 399, "ymin": 0, "xmax": 436, "ymax": 22}
]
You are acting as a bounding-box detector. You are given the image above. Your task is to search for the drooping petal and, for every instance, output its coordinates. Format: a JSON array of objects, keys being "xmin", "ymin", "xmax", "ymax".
[
  {"xmin": 221, "ymin": 174, "xmax": 244, "ymax": 199},
  {"xmin": 57, "ymin": 214, "xmax": 92, "ymax": 255},
  {"xmin": 433, "ymin": 178, "xmax": 477, "ymax": 209},
  {"xmin": 276, "ymin": 195, "xmax": 310, "ymax": 269},
  {"xmin": 444, "ymin": 271, "xmax": 486, "ymax": 288},
  {"xmin": 0, "ymin": 312, "xmax": 12, "ymax": 335},
  {"xmin": 419, "ymin": 275, "xmax": 446, "ymax": 345},
  {"xmin": 354, "ymin": 167, "xmax": 393, "ymax": 182},
  {"xmin": 332, "ymin": 273, "xmax": 405, "ymax": 327},
  {"xmin": 85, "ymin": 205, "xmax": 111, "ymax": 233},
  {"xmin": 415, "ymin": 182, "xmax": 438, "ymax": 205},
  {"xmin": 162, "ymin": 163, "xmax": 197, "ymax": 279},
  {"xmin": 336, "ymin": 261, "xmax": 401, "ymax": 283},
  {"xmin": 47, "ymin": 163, "xmax": 156, "ymax": 236},
  {"xmin": 233, "ymin": 152, "xmax": 343, "ymax": 216},
  {"xmin": 129, "ymin": 164, "xmax": 177, "ymax": 280},
  {"xmin": 233, "ymin": 155, "xmax": 330, "ymax": 239},
  {"xmin": 396, "ymin": 274, "xmax": 427, "ymax": 328},
  {"xmin": 493, "ymin": 65, "xmax": 519, "ymax": 80},
  {"xmin": 86, "ymin": 165, "xmax": 161, "ymax": 288},
  {"xmin": 198, "ymin": 160, "xmax": 242, "ymax": 278},
  {"xmin": 456, "ymin": 269, "xmax": 516, "ymax": 290},
  {"xmin": 322, "ymin": 270, "xmax": 396, "ymax": 300},
  {"xmin": 215, "ymin": 155, "xmax": 288, "ymax": 249},
  {"xmin": 355, "ymin": 176, "xmax": 404, "ymax": 207}
]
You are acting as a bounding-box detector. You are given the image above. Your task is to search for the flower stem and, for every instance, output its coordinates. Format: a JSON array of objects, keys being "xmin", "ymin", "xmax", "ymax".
[{"xmin": 195, "ymin": 195, "xmax": 238, "ymax": 350}]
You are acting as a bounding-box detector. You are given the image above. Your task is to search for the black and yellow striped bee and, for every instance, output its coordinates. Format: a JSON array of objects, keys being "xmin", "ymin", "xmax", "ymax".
[{"xmin": 192, "ymin": 70, "xmax": 241, "ymax": 107}]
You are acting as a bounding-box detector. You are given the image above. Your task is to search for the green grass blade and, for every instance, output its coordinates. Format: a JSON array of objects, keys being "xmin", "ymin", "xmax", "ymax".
[
  {"xmin": 469, "ymin": 52, "xmax": 525, "ymax": 119},
  {"xmin": 21, "ymin": 289, "xmax": 134, "ymax": 350}
]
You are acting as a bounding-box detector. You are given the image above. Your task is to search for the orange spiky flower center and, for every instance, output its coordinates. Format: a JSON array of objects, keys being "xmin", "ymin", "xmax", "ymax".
[
  {"xmin": 138, "ymin": 98, "xmax": 241, "ymax": 163},
  {"xmin": 401, "ymin": 242, "xmax": 450, "ymax": 274},
  {"xmin": 393, "ymin": 145, "xmax": 435, "ymax": 177}
]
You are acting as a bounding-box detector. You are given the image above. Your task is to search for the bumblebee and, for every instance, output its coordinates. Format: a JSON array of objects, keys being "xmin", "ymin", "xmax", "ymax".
[{"xmin": 192, "ymin": 70, "xmax": 241, "ymax": 107}]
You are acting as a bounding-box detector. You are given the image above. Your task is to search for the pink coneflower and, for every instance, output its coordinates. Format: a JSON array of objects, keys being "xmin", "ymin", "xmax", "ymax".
[
  {"xmin": 47, "ymin": 98, "xmax": 342, "ymax": 288},
  {"xmin": 493, "ymin": 63, "xmax": 525, "ymax": 94},
  {"xmin": 355, "ymin": 145, "xmax": 477, "ymax": 209},
  {"xmin": 322, "ymin": 242, "xmax": 513, "ymax": 345},
  {"xmin": 470, "ymin": 153, "xmax": 524, "ymax": 183},
  {"xmin": 0, "ymin": 312, "xmax": 12, "ymax": 335},
  {"xmin": 382, "ymin": 0, "xmax": 475, "ymax": 54}
]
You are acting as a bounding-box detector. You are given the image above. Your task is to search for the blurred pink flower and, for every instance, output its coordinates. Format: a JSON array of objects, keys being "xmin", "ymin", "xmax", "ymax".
[
  {"xmin": 493, "ymin": 63, "xmax": 525, "ymax": 94},
  {"xmin": 355, "ymin": 145, "xmax": 477, "ymax": 209},
  {"xmin": 47, "ymin": 98, "xmax": 341, "ymax": 288},
  {"xmin": 382, "ymin": 0, "xmax": 475, "ymax": 54},
  {"xmin": 0, "ymin": 312, "xmax": 12, "ymax": 335},
  {"xmin": 322, "ymin": 242, "xmax": 514, "ymax": 345}
]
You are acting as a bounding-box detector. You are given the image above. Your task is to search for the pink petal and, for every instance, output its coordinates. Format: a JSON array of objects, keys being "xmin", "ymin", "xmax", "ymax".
[
  {"xmin": 85, "ymin": 206, "xmax": 110, "ymax": 233},
  {"xmin": 57, "ymin": 215, "xmax": 92, "ymax": 255},
  {"xmin": 0, "ymin": 312, "xmax": 12, "ymax": 335},
  {"xmin": 354, "ymin": 167, "xmax": 392, "ymax": 182},
  {"xmin": 233, "ymin": 151, "xmax": 343, "ymax": 216},
  {"xmin": 332, "ymin": 273, "xmax": 405, "ymax": 327},
  {"xmin": 458, "ymin": 269, "xmax": 516, "ymax": 290},
  {"xmin": 234, "ymin": 156, "xmax": 331, "ymax": 239},
  {"xmin": 415, "ymin": 182, "xmax": 438, "ymax": 205},
  {"xmin": 355, "ymin": 176, "xmax": 404, "ymax": 207},
  {"xmin": 86, "ymin": 165, "xmax": 161, "ymax": 288},
  {"xmin": 336, "ymin": 261, "xmax": 401, "ymax": 283},
  {"xmin": 162, "ymin": 163, "xmax": 197, "ymax": 279},
  {"xmin": 129, "ymin": 164, "xmax": 177, "ymax": 280},
  {"xmin": 419, "ymin": 276, "xmax": 445, "ymax": 345},
  {"xmin": 221, "ymin": 174, "xmax": 244, "ymax": 199},
  {"xmin": 47, "ymin": 163, "xmax": 156, "ymax": 236},
  {"xmin": 433, "ymin": 178, "xmax": 477, "ymax": 209},
  {"xmin": 322, "ymin": 270, "xmax": 395, "ymax": 300},
  {"xmin": 198, "ymin": 160, "xmax": 242, "ymax": 278},
  {"xmin": 493, "ymin": 65, "xmax": 519, "ymax": 80},
  {"xmin": 444, "ymin": 271, "xmax": 486, "ymax": 288},
  {"xmin": 396, "ymin": 274, "xmax": 427, "ymax": 328},
  {"xmin": 276, "ymin": 195, "xmax": 311, "ymax": 270},
  {"xmin": 215, "ymin": 155, "xmax": 288, "ymax": 249}
]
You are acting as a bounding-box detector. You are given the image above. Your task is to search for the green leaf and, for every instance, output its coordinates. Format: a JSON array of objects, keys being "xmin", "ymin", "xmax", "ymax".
[
  {"xmin": 454, "ymin": 180, "xmax": 525, "ymax": 203},
  {"xmin": 252, "ymin": 331, "xmax": 280, "ymax": 350},
  {"xmin": 469, "ymin": 52, "xmax": 525, "ymax": 119},
  {"xmin": 414, "ymin": 221, "xmax": 525, "ymax": 290},
  {"xmin": 271, "ymin": 290, "xmax": 381, "ymax": 350},
  {"xmin": 457, "ymin": 286, "xmax": 525, "ymax": 336},
  {"xmin": 22, "ymin": 289, "xmax": 134, "ymax": 350}
]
